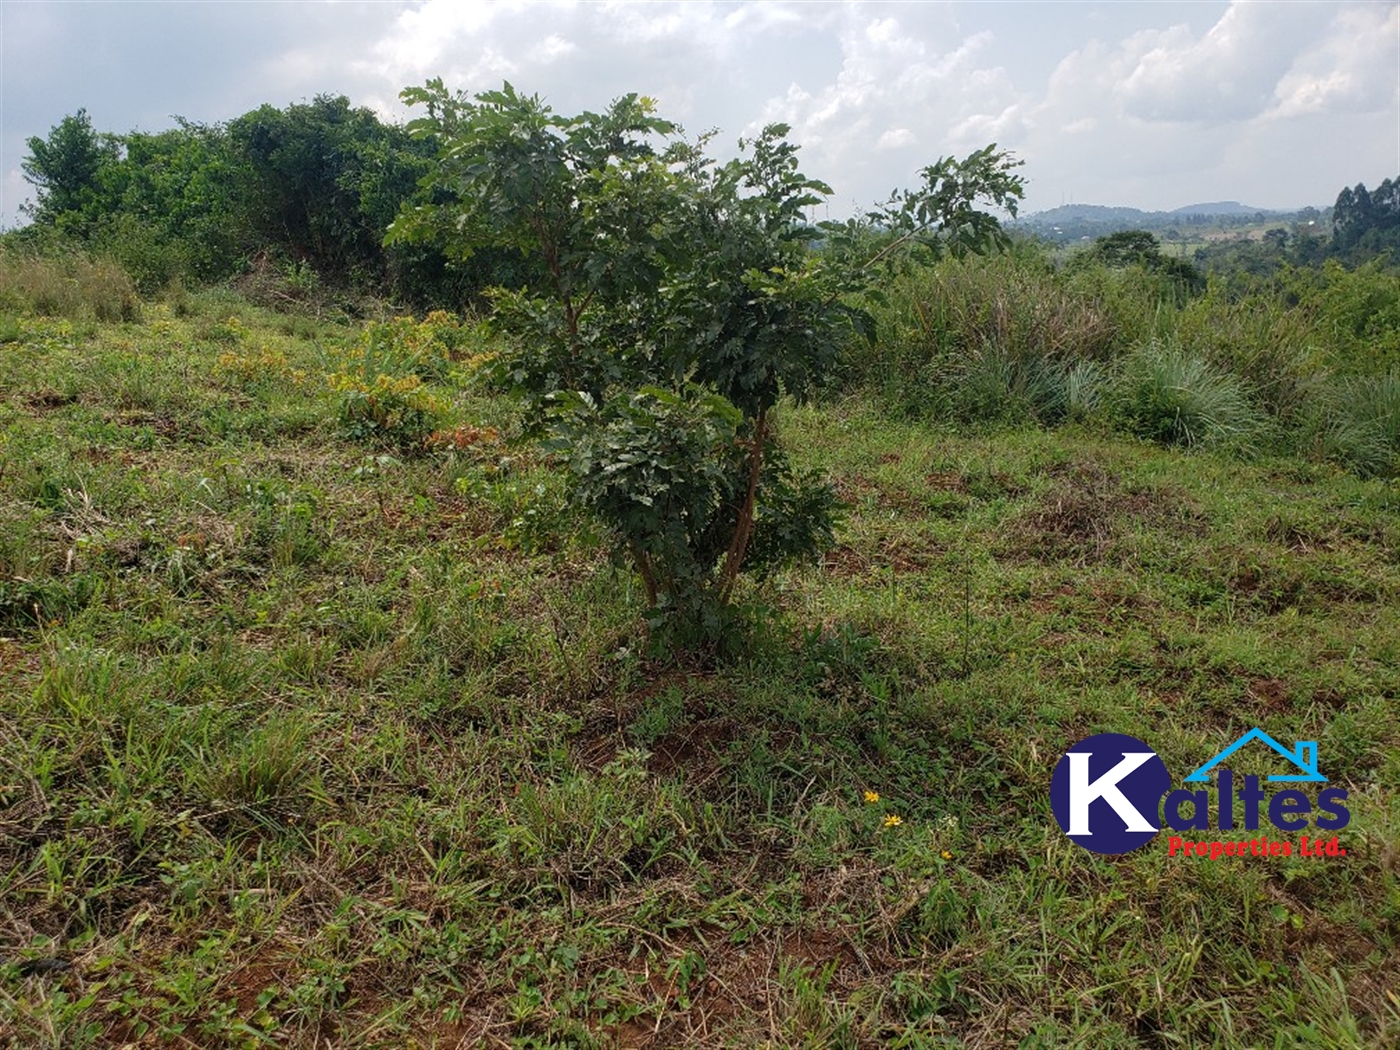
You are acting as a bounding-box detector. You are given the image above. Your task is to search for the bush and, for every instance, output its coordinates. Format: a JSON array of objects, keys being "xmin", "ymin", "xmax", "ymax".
[
  {"xmin": 391, "ymin": 80, "xmax": 1023, "ymax": 643},
  {"xmin": 94, "ymin": 214, "xmax": 191, "ymax": 296}
]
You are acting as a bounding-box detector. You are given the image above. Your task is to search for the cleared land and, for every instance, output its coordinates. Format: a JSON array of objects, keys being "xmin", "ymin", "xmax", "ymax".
[{"xmin": 1, "ymin": 298, "xmax": 1398, "ymax": 1047}]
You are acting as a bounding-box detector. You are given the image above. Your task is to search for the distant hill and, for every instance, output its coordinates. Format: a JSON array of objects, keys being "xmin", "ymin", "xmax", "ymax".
[
  {"xmin": 1021, "ymin": 204, "xmax": 1152, "ymax": 225},
  {"xmin": 1013, "ymin": 200, "xmax": 1314, "ymax": 244},
  {"xmin": 1169, "ymin": 201, "xmax": 1273, "ymax": 217}
]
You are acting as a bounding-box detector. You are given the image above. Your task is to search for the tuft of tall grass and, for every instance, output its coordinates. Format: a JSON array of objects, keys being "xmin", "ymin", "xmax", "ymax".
[
  {"xmin": 0, "ymin": 249, "xmax": 140, "ymax": 322},
  {"xmin": 1173, "ymin": 285, "xmax": 1322, "ymax": 424},
  {"xmin": 194, "ymin": 716, "xmax": 321, "ymax": 825},
  {"xmin": 851, "ymin": 251, "xmax": 1119, "ymax": 418},
  {"xmin": 945, "ymin": 342, "xmax": 1067, "ymax": 425},
  {"xmin": 1112, "ymin": 340, "xmax": 1267, "ymax": 452},
  {"xmin": 1298, "ymin": 368, "xmax": 1400, "ymax": 476}
]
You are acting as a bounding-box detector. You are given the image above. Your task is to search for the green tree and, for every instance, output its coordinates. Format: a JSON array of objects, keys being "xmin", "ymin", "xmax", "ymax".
[
  {"xmin": 1083, "ymin": 229, "xmax": 1206, "ymax": 302},
  {"xmin": 1333, "ymin": 178, "xmax": 1400, "ymax": 260},
  {"xmin": 230, "ymin": 95, "xmax": 420, "ymax": 281},
  {"xmin": 390, "ymin": 80, "xmax": 1024, "ymax": 641},
  {"xmin": 21, "ymin": 109, "xmax": 121, "ymax": 235},
  {"xmin": 1088, "ymin": 229, "xmax": 1164, "ymax": 267}
]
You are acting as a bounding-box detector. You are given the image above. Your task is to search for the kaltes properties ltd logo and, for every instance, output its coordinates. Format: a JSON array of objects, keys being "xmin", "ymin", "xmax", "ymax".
[{"xmin": 1050, "ymin": 730, "xmax": 1350, "ymax": 858}]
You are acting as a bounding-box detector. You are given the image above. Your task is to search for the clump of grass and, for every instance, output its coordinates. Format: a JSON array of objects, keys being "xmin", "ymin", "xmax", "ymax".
[
  {"xmin": 496, "ymin": 751, "xmax": 694, "ymax": 889},
  {"xmin": 1112, "ymin": 339, "xmax": 1267, "ymax": 451},
  {"xmin": 0, "ymin": 249, "xmax": 140, "ymax": 322},
  {"xmin": 1174, "ymin": 285, "xmax": 1324, "ymax": 423},
  {"xmin": 1063, "ymin": 358, "xmax": 1109, "ymax": 422},
  {"xmin": 853, "ymin": 251, "xmax": 1119, "ymax": 418},
  {"xmin": 1300, "ymin": 368, "xmax": 1400, "ymax": 476},
  {"xmin": 195, "ymin": 716, "xmax": 321, "ymax": 825},
  {"xmin": 946, "ymin": 341, "xmax": 1067, "ymax": 425}
]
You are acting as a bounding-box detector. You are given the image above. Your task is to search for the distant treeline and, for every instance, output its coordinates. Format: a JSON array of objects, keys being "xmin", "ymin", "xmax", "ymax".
[{"xmin": 10, "ymin": 96, "xmax": 1400, "ymax": 306}]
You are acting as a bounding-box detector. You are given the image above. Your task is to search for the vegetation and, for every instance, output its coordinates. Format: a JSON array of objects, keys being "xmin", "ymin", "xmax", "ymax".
[
  {"xmin": 387, "ymin": 82, "xmax": 1023, "ymax": 641},
  {"xmin": 1, "ymin": 85, "xmax": 1399, "ymax": 1047}
]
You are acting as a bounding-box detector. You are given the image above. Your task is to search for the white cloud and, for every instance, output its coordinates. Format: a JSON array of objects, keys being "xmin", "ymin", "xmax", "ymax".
[
  {"xmin": 875, "ymin": 127, "xmax": 915, "ymax": 150},
  {"xmin": 1, "ymin": 0, "xmax": 1395, "ymax": 227},
  {"xmin": 1266, "ymin": 3, "xmax": 1400, "ymax": 120},
  {"xmin": 744, "ymin": 7, "xmax": 1028, "ymax": 201},
  {"xmin": 535, "ymin": 34, "xmax": 576, "ymax": 63}
]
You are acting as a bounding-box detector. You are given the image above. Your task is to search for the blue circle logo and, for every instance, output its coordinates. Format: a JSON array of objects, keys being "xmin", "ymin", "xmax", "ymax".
[{"xmin": 1050, "ymin": 734, "xmax": 1172, "ymax": 854}]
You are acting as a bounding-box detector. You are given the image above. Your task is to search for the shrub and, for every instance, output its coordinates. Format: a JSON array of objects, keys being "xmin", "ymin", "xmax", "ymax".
[
  {"xmin": 390, "ymin": 80, "xmax": 1023, "ymax": 642},
  {"xmin": 325, "ymin": 313, "xmax": 472, "ymax": 449}
]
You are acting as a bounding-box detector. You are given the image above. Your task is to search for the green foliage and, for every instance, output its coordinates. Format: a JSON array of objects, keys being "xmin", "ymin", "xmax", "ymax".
[
  {"xmin": 14, "ymin": 100, "xmax": 468, "ymax": 305},
  {"xmin": 21, "ymin": 109, "xmax": 120, "ymax": 233},
  {"xmin": 390, "ymin": 80, "xmax": 1022, "ymax": 642},
  {"xmin": 326, "ymin": 314, "xmax": 463, "ymax": 449},
  {"xmin": 1076, "ymin": 229, "xmax": 1206, "ymax": 304},
  {"xmin": 1307, "ymin": 260, "xmax": 1400, "ymax": 370},
  {"xmin": 229, "ymin": 95, "xmax": 430, "ymax": 286},
  {"xmin": 1112, "ymin": 339, "xmax": 1266, "ymax": 450},
  {"xmin": 1333, "ymin": 176, "xmax": 1400, "ymax": 259}
]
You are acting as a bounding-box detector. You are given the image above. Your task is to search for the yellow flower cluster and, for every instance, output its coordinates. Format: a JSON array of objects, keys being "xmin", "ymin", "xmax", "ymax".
[{"xmin": 217, "ymin": 346, "xmax": 305, "ymax": 386}]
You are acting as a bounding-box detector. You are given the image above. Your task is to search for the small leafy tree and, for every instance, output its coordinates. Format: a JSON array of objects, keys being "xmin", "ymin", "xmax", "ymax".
[{"xmin": 390, "ymin": 80, "xmax": 1023, "ymax": 642}]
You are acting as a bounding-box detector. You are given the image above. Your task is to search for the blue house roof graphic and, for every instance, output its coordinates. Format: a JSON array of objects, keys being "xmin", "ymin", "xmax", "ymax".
[{"xmin": 1182, "ymin": 728, "xmax": 1327, "ymax": 783}]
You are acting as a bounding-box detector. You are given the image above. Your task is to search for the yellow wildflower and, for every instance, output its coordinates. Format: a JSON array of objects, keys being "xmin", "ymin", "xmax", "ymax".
[
  {"xmin": 863, "ymin": 790, "xmax": 880, "ymax": 804},
  {"xmin": 941, "ymin": 850, "xmax": 953, "ymax": 860},
  {"xmin": 883, "ymin": 814, "xmax": 902, "ymax": 828}
]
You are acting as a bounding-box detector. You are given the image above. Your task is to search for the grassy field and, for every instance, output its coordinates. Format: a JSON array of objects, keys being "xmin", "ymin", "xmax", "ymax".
[{"xmin": 1, "ymin": 296, "xmax": 1398, "ymax": 1047}]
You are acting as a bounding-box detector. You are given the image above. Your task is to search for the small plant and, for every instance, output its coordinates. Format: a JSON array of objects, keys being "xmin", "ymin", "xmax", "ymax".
[
  {"xmin": 1063, "ymin": 358, "xmax": 1109, "ymax": 422},
  {"xmin": 195, "ymin": 716, "xmax": 320, "ymax": 825},
  {"xmin": 325, "ymin": 315, "xmax": 462, "ymax": 449},
  {"xmin": 215, "ymin": 344, "xmax": 305, "ymax": 388}
]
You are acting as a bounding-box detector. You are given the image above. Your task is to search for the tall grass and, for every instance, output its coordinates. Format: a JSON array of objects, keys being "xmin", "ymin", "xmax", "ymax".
[
  {"xmin": 0, "ymin": 248, "xmax": 140, "ymax": 322},
  {"xmin": 1111, "ymin": 339, "xmax": 1267, "ymax": 451},
  {"xmin": 843, "ymin": 242, "xmax": 1400, "ymax": 475},
  {"xmin": 856, "ymin": 251, "xmax": 1119, "ymax": 418},
  {"xmin": 1298, "ymin": 368, "xmax": 1400, "ymax": 476}
]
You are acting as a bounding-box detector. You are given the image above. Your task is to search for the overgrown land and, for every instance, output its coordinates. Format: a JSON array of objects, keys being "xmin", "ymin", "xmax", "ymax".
[{"xmin": 1, "ymin": 93, "xmax": 1399, "ymax": 1048}]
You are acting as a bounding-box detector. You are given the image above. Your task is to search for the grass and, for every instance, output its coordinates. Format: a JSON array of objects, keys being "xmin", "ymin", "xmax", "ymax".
[{"xmin": 1, "ymin": 298, "xmax": 1398, "ymax": 1047}]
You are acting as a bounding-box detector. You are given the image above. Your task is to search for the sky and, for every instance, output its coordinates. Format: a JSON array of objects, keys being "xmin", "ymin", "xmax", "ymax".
[{"xmin": 2, "ymin": 0, "xmax": 1398, "ymax": 228}]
